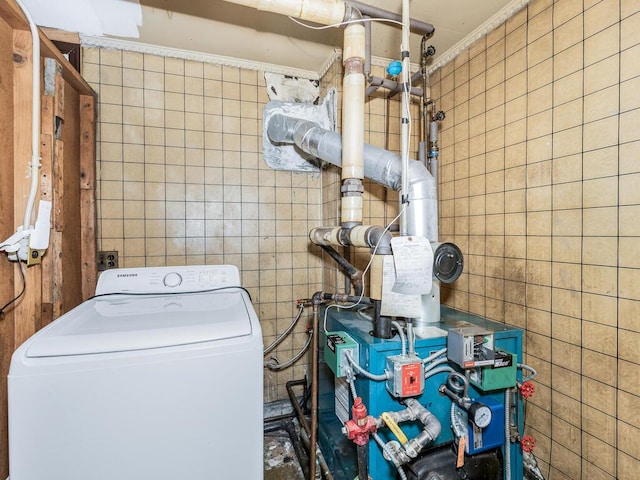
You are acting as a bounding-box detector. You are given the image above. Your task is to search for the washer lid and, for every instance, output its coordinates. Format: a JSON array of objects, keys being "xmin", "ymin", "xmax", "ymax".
[{"xmin": 26, "ymin": 291, "xmax": 254, "ymax": 357}]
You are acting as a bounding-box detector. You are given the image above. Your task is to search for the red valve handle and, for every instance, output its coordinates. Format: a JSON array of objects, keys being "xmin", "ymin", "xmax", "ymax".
[
  {"xmin": 521, "ymin": 435, "xmax": 536, "ymax": 453},
  {"xmin": 520, "ymin": 381, "xmax": 535, "ymax": 399}
]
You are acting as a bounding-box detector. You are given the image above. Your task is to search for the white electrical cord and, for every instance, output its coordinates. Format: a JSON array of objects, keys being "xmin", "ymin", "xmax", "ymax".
[
  {"xmin": 15, "ymin": 0, "xmax": 41, "ymax": 231},
  {"xmin": 322, "ymin": 205, "xmax": 407, "ymax": 334},
  {"xmin": 288, "ymin": 16, "xmax": 405, "ymax": 30}
]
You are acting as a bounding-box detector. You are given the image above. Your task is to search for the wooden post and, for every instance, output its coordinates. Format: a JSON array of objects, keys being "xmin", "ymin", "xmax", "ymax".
[
  {"xmin": 80, "ymin": 95, "xmax": 97, "ymax": 300},
  {"xmin": 12, "ymin": 28, "xmax": 41, "ymax": 346}
]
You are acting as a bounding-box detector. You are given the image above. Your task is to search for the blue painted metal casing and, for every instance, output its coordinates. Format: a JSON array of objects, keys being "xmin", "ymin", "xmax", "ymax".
[
  {"xmin": 466, "ymin": 396, "xmax": 505, "ymax": 455},
  {"xmin": 318, "ymin": 306, "xmax": 524, "ymax": 480}
]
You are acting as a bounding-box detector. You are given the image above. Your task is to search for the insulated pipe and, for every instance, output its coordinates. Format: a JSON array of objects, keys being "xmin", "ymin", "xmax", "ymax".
[
  {"xmin": 221, "ymin": 0, "xmax": 346, "ymax": 26},
  {"xmin": 309, "ymin": 225, "xmax": 393, "ymax": 254},
  {"xmin": 341, "ymin": 13, "xmax": 366, "ymax": 227},
  {"xmin": 346, "ymin": 0, "xmax": 435, "ymax": 37},
  {"xmin": 268, "ymin": 115, "xmax": 439, "ymax": 242}
]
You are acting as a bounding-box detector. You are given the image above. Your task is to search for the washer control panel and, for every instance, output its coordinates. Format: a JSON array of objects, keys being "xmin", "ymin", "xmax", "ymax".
[
  {"xmin": 163, "ymin": 272, "xmax": 183, "ymax": 288},
  {"xmin": 96, "ymin": 265, "xmax": 241, "ymax": 295}
]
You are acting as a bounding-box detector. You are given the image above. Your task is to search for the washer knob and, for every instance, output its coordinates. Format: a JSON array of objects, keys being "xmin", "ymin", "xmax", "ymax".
[{"xmin": 163, "ymin": 272, "xmax": 182, "ymax": 287}]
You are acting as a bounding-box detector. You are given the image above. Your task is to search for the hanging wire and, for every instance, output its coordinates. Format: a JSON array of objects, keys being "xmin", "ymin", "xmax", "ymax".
[
  {"xmin": 265, "ymin": 329, "xmax": 314, "ymax": 370},
  {"xmin": 264, "ymin": 303, "xmax": 305, "ymax": 355},
  {"xmin": 322, "ymin": 204, "xmax": 407, "ymax": 334},
  {"xmin": 288, "ymin": 16, "xmax": 405, "ymax": 30},
  {"xmin": 0, "ymin": 262, "xmax": 26, "ymax": 317}
]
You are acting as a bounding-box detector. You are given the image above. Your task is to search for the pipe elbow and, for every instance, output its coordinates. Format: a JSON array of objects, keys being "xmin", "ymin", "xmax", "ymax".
[
  {"xmin": 343, "ymin": 4, "xmax": 363, "ymax": 22},
  {"xmin": 365, "ymin": 226, "xmax": 392, "ymax": 254},
  {"xmin": 266, "ymin": 113, "xmax": 298, "ymax": 144}
]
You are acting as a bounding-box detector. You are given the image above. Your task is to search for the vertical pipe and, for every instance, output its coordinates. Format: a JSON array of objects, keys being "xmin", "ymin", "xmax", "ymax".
[
  {"xmin": 364, "ymin": 16, "xmax": 371, "ymax": 79},
  {"xmin": 15, "ymin": 0, "xmax": 41, "ymax": 230},
  {"xmin": 310, "ymin": 303, "xmax": 320, "ymax": 480},
  {"xmin": 356, "ymin": 444, "xmax": 369, "ymax": 480},
  {"xmin": 341, "ymin": 19, "xmax": 366, "ymax": 227},
  {"xmin": 504, "ymin": 388, "xmax": 512, "ymax": 480},
  {"xmin": 399, "ymin": 0, "xmax": 411, "ymax": 235}
]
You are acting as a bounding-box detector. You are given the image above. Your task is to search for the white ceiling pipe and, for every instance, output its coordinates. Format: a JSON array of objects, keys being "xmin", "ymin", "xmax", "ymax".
[
  {"xmin": 221, "ymin": 0, "xmax": 346, "ymax": 26},
  {"xmin": 223, "ymin": 0, "xmax": 367, "ymax": 228}
]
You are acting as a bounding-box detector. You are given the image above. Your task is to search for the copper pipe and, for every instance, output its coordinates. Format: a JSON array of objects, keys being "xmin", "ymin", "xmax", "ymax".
[
  {"xmin": 310, "ymin": 303, "xmax": 319, "ymax": 479},
  {"xmin": 286, "ymin": 380, "xmax": 333, "ymax": 480}
]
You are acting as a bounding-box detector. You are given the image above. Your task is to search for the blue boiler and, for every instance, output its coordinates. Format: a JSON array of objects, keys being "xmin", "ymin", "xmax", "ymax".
[{"xmin": 318, "ymin": 306, "xmax": 525, "ymax": 480}]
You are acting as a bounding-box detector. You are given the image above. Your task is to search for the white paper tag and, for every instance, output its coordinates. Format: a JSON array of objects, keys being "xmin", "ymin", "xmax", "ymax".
[
  {"xmin": 390, "ymin": 236, "xmax": 434, "ymax": 295},
  {"xmin": 380, "ymin": 255, "xmax": 422, "ymax": 318}
]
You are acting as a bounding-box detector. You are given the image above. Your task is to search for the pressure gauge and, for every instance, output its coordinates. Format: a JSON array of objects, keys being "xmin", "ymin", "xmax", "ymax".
[{"xmin": 468, "ymin": 402, "xmax": 493, "ymax": 429}]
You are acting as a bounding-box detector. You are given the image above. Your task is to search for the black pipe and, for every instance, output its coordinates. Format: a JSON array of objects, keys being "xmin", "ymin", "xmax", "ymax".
[
  {"xmin": 322, "ymin": 249, "xmax": 358, "ymax": 276},
  {"xmin": 312, "ymin": 291, "xmax": 372, "ymax": 305},
  {"xmin": 357, "ymin": 444, "xmax": 369, "ymax": 480},
  {"xmin": 284, "ymin": 420, "xmax": 311, "ymax": 480},
  {"xmin": 373, "ymin": 299, "xmax": 393, "ymax": 339},
  {"xmin": 346, "ymin": 0, "xmax": 435, "ymax": 37},
  {"xmin": 264, "ymin": 411, "xmax": 297, "ymax": 425}
]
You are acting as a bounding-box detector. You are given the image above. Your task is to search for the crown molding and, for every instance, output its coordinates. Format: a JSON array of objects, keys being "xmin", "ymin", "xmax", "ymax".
[
  {"xmin": 427, "ymin": 0, "xmax": 531, "ymax": 74},
  {"xmin": 80, "ymin": 35, "xmax": 321, "ymax": 80}
]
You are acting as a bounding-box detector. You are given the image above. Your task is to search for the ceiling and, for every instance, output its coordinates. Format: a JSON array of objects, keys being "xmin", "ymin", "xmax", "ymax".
[
  {"xmin": 120, "ymin": 0, "xmax": 520, "ymax": 74},
  {"xmin": 28, "ymin": 0, "xmax": 523, "ymax": 75}
]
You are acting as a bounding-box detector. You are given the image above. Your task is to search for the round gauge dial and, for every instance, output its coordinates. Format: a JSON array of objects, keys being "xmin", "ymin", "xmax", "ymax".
[{"xmin": 469, "ymin": 402, "xmax": 493, "ymax": 429}]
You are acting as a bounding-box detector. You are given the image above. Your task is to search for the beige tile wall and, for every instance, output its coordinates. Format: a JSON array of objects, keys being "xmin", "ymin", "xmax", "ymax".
[
  {"xmin": 430, "ymin": 0, "xmax": 640, "ymax": 478},
  {"xmin": 82, "ymin": 47, "xmax": 324, "ymax": 402}
]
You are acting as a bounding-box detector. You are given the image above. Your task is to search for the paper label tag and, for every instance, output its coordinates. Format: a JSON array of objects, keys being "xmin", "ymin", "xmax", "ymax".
[
  {"xmin": 380, "ymin": 255, "xmax": 422, "ymax": 317},
  {"xmin": 390, "ymin": 236, "xmax": 433, "ymax": 295}
]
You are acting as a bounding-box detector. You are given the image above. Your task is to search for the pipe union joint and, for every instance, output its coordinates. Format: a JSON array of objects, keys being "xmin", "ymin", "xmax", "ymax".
[{"xmin": 341, "ymin": 179, "xmax": 364, "ymax": 196}]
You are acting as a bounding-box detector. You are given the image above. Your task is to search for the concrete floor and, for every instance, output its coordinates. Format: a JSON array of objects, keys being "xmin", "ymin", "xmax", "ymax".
[{"xmin": 264, "ymin": 428, "xmax": 305, "ymax": 480}]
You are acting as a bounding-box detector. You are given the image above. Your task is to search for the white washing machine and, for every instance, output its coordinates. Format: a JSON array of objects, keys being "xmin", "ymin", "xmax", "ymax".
[{"xmin": 8, "ymin": 265, "xmax": 263, "ymax": 480}]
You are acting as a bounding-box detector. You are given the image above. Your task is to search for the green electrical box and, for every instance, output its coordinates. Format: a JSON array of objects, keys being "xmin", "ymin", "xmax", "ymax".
[
  {"xmin": 469, "ymin": 350, "xmax": 517, "ymax": 391},
  {"xmin": 322, "ymin": 331, "xmax": 359, "ymax": 378}
]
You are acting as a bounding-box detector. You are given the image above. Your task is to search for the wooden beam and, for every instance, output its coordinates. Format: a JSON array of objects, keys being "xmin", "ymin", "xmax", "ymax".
[
  {"xmin": 0, "ymin": 0, "xmax": 94, "ymax": 96},
  {"xmin": 53, "ymin": 140, "xmax": 64, "ymax": 232},
  {"xmin": 79, "ymin": 95, "xmax": 96, "ymax": 300},
  {"xmin": 52, "ymin": 139, "xmax": 64, "ymax": 317},
  {"xmin": 12, "ymin": 28, "xmax": 40, "ymax": 346},
  {"xmin": 40, "ymin": 27, "xmax": 79, "ymax": 45},
  {"xmin": 0, "ymin": 14, "xmax": 16, "ymax": 478},
  {"xmin": 40, "ymin": 93, "xmax": 54, "ymax": 325}
]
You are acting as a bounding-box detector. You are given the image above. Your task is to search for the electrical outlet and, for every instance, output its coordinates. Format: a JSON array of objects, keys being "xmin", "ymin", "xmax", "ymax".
[
  {"xmin": 98, "ymin": 251, "xmax": 118, "ymax": 271},
  {"xmin": 26, "ymin": 248, "xmax": 42, "ymax": 266}
]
